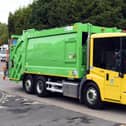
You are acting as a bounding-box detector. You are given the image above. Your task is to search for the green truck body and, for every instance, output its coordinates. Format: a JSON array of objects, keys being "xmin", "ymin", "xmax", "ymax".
[{"xmin": 9, "ymin": 22, "xmax": 121, "ymax": 81}]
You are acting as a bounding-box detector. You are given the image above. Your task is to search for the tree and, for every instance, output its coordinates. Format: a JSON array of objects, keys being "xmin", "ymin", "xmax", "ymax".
[
  {"xmin": 0, "ymin": 23, "xmax": 8, "ymax": 45},
  {"xmin": 8, "ymin": 5, "xmax": 32, "ymax": 36},
  {"xmin": 8, "ymin": 12, "xmax": 15, "ymax": 37},
  {"xmin": 8, "ymin": 0, "xmax": 126, "ymax": 36}
]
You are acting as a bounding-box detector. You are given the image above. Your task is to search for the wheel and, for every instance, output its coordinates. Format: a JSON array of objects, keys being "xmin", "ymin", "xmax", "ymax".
[
  {"xmin": 35, "ymin": 76, "xmax": 48, "ymax": 97},
  {"xmin": 83, "ymin": 82, "xmax": 103, "ymax": 109},
  {"xmin": 23, "ymin": 75, "xmax": 34, "ymax": 94}
]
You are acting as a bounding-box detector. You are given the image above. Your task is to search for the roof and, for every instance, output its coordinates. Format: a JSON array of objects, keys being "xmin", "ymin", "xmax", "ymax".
[
  {"xmin": 91, "ymin": 32, "xmax": 126, "ymax": 38},
  {"xmin": 21, "ymin": 22, "xmax": 121, "ymax": 39}
]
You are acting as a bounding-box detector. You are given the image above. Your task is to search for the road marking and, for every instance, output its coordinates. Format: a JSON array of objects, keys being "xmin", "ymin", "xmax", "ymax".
[
  {"xmin": 0, "ymin": 92, "xmax": 6, "ymax": 103},
  {"xmin": 23, "ymin": 101, "xmax": 40, "ymax": 105},
  {"xmin": 0, "ymin": 106, "xmax": 7, "ymax": 109}
]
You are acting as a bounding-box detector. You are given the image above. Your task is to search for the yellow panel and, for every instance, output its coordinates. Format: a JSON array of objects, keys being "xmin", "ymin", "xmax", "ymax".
[
  {"xmin": 90, "ymin": 38, "xmax": 93, "ymax": 67},
  {"xmin": 86, "ymin": 67, "xmax": 105, "ymax": 101}
]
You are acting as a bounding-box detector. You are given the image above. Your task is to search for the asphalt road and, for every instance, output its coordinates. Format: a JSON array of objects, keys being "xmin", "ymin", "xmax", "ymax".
[
  {"xmin": 0, "ymin": 90, "xmax": 119, "ymax": 126},
  {"xmin": 0, "ymin": 62, "xmax": 126, "ymax": 125}
]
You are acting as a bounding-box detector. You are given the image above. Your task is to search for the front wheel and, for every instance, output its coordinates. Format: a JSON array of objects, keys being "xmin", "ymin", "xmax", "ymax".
[{"xmin": 84, "ymin": 82, "xmax": 103, "ymax": 109}]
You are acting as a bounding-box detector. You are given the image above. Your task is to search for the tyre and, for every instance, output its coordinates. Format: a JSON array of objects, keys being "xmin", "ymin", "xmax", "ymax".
[
  {"xmin": 23, "ymin": 75, "xmax": 34, "ymax": 94},
  {"xmin": 35, "ymin": 76, "xmax": 48, "ymax": 97},
  {"xmin": 83, "ymin": 82, "xmax": 103, "ymax": 109}
]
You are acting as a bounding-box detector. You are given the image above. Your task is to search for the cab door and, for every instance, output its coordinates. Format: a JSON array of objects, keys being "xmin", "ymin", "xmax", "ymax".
[
  {"xmin": 104, "ymin": 70, "xmax": 121, "ymax": 101},
  {"xmin": 104, "ymin": 37, "xmax": 126, "ymax": 101},
  {"xmin": 104, "ymin": 49, "xmax": 121, "ymax": 101},
  {"xmin": 93, "ymin": 37, "xmax": 121, "ymax": 101}
]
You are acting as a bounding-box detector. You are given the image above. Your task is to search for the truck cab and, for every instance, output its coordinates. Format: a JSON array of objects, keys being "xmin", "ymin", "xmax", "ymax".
[{"xmin": 87, "ymin": 33, "xmax": 126, "ymax": 106}]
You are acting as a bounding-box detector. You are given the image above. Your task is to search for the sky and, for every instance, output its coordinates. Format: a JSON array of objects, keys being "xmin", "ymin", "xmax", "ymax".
[{"xmin": 0, "ymin": 0, "xmax": 33, "ymax": 24}]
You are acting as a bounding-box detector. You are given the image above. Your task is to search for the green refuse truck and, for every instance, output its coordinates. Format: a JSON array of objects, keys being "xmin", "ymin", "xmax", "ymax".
[{"xmin": 9, "ymin": 22, "xmax": 123, "ymax": 109}]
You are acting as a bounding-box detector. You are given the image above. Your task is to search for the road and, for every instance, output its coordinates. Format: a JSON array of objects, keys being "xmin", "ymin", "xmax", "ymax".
[{"xmin": 0, "ymin": 62, "xmax": 126, "ymax": 125}]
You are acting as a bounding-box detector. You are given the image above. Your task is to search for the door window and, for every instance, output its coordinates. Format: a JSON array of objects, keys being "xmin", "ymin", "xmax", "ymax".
[{"xmin": 93, "ymin": 37, "xmax": 121, "ymax": 72}]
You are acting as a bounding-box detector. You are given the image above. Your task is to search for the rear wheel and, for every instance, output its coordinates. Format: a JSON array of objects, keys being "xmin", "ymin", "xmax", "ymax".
[
  {"xmin": 23, "ymin": 75, "xmax": 34, "ymax": 94},
  {"xmin": 35, "ymin": 76, "xmax": 48, "ymax": 97},
  {"xmin": 84, "ymin": 82, "xmax": 103, "ymax": 109}
]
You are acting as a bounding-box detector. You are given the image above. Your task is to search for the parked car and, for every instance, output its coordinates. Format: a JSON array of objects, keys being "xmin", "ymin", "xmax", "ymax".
[
  {"xmin": 0, "ymin": 44, "xmax": 8, "ymax": 62},
  {"xmin": 0, "ymin": 50, "xmax": 7, "ymax": 62}
]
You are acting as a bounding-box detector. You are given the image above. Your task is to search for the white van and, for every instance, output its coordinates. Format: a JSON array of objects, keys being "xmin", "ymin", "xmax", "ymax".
[{"xmin": 0, "ymin": 44, "xmax": 8, "ymax": 62}]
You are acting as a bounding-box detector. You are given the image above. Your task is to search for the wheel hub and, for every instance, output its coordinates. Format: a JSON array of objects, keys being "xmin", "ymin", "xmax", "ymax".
[
  {"xmin": 25, "ymin": 80, "xmax": 31, "ymax": 91},
  {"xmin": 86, "ymin": 88, "xmax": 97, "ymax": 105},
  {"xmin": 36, "ymin": 80, "xmax": 43, "ymax": 94}
]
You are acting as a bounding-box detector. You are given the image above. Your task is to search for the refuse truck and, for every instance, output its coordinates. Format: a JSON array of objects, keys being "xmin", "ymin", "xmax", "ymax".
[{"xmin": 9, "ymin": 22, "xmax": 125, "ymax": 109}]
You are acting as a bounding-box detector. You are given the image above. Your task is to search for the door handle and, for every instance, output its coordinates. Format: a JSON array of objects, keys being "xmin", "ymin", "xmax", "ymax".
[{"xmin": 106, "ymin": 73, "xmax": 109, "ymax": 80}]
